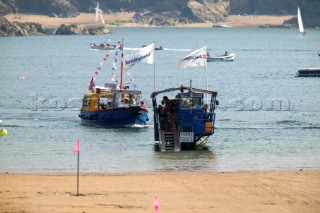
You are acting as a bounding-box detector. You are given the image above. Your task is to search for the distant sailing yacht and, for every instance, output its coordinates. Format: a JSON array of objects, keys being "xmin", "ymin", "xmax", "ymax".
[
  {"xmin": 94, "ymin": 1, "xmax": 105, "ymax": 24},
  {"xmin": 297, "ymin": 7, "xmax": 306, "ymax": 36}
]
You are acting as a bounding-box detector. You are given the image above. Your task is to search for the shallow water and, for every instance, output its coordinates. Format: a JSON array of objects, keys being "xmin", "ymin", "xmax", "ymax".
[{"xmin": 0, "ymin": 27, "xmax": 319, "ymax": 173}]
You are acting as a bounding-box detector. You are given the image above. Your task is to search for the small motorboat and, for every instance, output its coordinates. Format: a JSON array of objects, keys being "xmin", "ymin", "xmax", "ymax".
[
  {"xmin": 207, "ymin": 52, "xmax": 235, "ymax": 62},
  {"xmin": 142, "ymin": 45, "xmax": 163, "ymax": 50},
  {"xmin": 90, "ymin": 43, "xmax": 116, "ymax": 50}
]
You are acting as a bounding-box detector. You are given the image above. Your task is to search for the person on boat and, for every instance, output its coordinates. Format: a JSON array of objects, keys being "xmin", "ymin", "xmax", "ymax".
[
  {"xmin": 162, "ymin": 96, "xmax": 177, "ymax": 130},
  {"xmin": 129, "ymin": 94, "xmax": 137, "ymax": 105},
  {"xmin": 224, "ymin": 51, "xmax": 228, "ymax": 56},
  {"xmin": 140, "ymin": 101, "xmax": 147, "ymax": 110},
  {"xmin": 182, "ymin": 99, "xmax": 191, "ymax": 108},
  {"xmin": 162, "ymin": 96, "xmax": 171, "ymax": 110},
  {"xmin": 203, "ymin": 104, "xmax": 210, "ymax": 120},
  {"xmin": 207, "ymin": 52, "xmax": 211, "ymax": 58},
  {"xmin": 158, "ymin": 105, "xmax": 168, "ymax": 131},
  {"xmin": 107, "ymin": 102, "xmax": 112, "ymax": 109},
  {"xmin": 171, "ymin": 95, "xmax": 179, "ymax": 112}
]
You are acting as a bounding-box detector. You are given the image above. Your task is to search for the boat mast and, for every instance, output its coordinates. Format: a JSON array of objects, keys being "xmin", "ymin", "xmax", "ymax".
[
  {"xmin": 119, "ymin": 37, "xmax": 124, "ymax": 89},
  {"xmin": 204, "ymin": 44, "xmax": 208, "ymax": 104},
  {"xmin": 153, "ymin": 41, "xmax": 156, "ymax": 92}
]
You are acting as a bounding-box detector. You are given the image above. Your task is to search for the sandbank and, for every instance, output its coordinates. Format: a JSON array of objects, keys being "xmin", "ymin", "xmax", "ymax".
[
  {"xmin": 4, "ymin": 13, "xmax": 294, "ymax": 28},
  {"xmin": 1, "ymin": 171, "xmax": 319, "ymax": 213}
]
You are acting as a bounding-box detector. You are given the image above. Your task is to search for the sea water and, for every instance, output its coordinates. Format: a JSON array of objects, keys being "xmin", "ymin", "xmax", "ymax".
[{"xmin": 0, "ymin": 27, "xmax": 319, "ymax": 173}]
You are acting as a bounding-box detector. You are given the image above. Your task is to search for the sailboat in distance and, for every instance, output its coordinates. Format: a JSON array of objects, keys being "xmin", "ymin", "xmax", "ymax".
[
  {"xmin": 297, "ymin": 7, "xmax": 306, "ymax": 36},
  {"xmin": 95, "ymin": 1, "xmax": 105, "ymax": 24}
]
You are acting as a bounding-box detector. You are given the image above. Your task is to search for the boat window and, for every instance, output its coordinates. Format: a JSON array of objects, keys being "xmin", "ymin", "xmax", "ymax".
[
  {"xmin": 120, "ymin": 93, "xmax": 139, "ymax": 105},
  {"xmin": 182, "ymin": 126, "xmax": 193, "ymax": 132},
  {"xmin": 121, "ymin": 94, "xmax": 130, "ymax": 104},
  {"xmin": 82, "ymin": 98, "xmax": 90, "ymax": 107},
  {"xmin": 129, "ymin": 94, "xmax": 138, "ymax": 105},
  {"xmin": 181, "ymin": 97, "xmax": 202, "ymax": 109},
  {"xmin": 99, "ymin": 97, "xmax": 111, "ymax": 109}
]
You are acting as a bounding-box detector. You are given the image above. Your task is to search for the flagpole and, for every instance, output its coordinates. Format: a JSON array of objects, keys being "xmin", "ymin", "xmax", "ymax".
[
  {"xmin": 205, "ymin": 45, "xmax": 208, "ymax": 104},
  {"xmin": 120, "ymin": 37, "xmax": 125, "ymax": 89},
  {"xmin": 76, "ymin": 151, "xmax": 79, "ymax": 196},
  {"xmin": 74, "ymin": 139, "xmax": 80, "ymax": 196},
  {"xmin": 153, "ymin": 41, "xmax": 156, "ymax": 92}
]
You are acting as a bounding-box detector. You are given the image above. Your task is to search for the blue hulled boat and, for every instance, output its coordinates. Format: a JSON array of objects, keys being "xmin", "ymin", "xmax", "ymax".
[
  {"xmin": 79, "ymin": 83, "xmax": 148, "ymax": 127},
  {"xmin": 79, "ymin": 38, "xmax": 149, "ymax": 127},
  {"xmin": 151, "ymin": 85, "xmax": 218, "ymax": 151}
]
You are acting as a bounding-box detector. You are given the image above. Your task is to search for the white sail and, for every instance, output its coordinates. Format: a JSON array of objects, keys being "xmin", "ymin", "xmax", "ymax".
[
  {"xmin": 297, "ymin": 7, "xmax": 304, "ymax": 33},
  {"xmin": 94, "ymin": 2, "xmax": 104, "ymax": 24},
  {"xmin": 99, "ymin": 12, "xmax": 105, "ymax": 24},
  {"xmin": 95, "ymin": 2, "xmax": 99, "ymax": 22}
]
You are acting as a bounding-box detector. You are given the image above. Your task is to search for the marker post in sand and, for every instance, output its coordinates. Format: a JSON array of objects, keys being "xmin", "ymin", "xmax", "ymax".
[
  {"xmin": 73, "ymin": 139, "xmax": 80, "ymax": 196},
  {"xmin": 154, "ymin": 195, "xmax": 159, "ymax": 213}
]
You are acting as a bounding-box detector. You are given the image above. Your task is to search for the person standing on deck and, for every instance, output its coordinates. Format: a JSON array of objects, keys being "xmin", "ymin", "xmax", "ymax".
[{"xmin": 140, "ymin": 101, "xmax": 147, "ymax": 110}]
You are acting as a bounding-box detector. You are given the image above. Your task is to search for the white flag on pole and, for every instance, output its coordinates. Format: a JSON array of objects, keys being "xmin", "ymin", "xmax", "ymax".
[
  {"xmin": 124, "ymin": 43, "xmax": 155, "ymax": 70},
  {"xmin": 178, "ymin": 46, "xmax": 207, "ymax": 68}
]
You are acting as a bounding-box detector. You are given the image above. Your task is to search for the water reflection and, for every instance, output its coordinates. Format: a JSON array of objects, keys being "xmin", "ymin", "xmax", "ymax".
[{"xmin": 151, "ymin": 148, "xmax": 216, "ymax": 172}]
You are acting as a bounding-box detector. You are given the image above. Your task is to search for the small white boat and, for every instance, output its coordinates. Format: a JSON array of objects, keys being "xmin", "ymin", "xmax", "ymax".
[
  {"xmin": 90, "ymin": 43, "xmax": 116, "ymax": 50},
  {"xmin": 207, "ymin": 52, "xmax": 235, "ymax": 62}
]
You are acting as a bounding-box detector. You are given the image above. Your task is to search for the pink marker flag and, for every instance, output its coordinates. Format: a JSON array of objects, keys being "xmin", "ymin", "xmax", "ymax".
[
  {"xmin": 73, "ymin": 139, "xmax": 80, "ymax": 152},
  {"xmin": 154, "ymin": 195, "xmax": 159, "ymax": 213}
]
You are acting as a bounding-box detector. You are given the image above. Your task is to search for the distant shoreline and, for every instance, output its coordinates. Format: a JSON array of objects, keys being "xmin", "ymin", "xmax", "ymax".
[{"xmin": 5, "ymin": 13, "xmax": 294, "ymax": 28}]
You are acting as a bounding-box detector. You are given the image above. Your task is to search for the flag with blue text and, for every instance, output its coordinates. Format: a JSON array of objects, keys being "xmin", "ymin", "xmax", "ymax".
[
  {"xmin": 124, "ymin": 43, "xmax": 155, "ymax": 70},
  {"xmin": 178, "ymin": 46, "xmax": 207, "ymax": 68}
]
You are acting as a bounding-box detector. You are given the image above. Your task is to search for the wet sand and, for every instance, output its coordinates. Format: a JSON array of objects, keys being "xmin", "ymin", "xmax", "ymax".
[
  {"xmin": 5, "ymin": 13, "xmax": 293, "ymax": 28},
  {"xmin": 1, "ymin": 171, "xmax": 319, "ymax": 213}
]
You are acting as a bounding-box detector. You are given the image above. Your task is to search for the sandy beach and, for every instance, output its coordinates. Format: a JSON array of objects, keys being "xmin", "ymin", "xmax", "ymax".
[
  {"xmin": 1, "ymin": 171, "xmax": 319, "ymax": 213},
  {"xmin": 4, "ymin": 13, "xmax": 294, "ymax": 28}
]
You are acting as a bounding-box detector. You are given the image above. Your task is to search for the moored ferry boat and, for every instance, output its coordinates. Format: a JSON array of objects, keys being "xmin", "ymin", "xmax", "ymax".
[
  {"xmin": 151, "ymin": 85, "xmax": 218, "ymax": 151},
  {"xmin": 79, "ymin": 83, "xmax": 149, "ymax": 127},
  {"xmin": 80, "ymin": 38, "xmax": 151, "ymax": 127}
]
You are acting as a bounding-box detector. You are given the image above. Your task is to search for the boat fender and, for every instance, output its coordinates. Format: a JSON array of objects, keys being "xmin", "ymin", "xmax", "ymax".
[{"xmin": 205, "ymin": 122, "xmax": 213, "ymax": 133}]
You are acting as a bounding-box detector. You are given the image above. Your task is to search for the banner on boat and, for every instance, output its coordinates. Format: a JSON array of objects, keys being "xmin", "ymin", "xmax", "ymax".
[
  {"xmin": 178, "ymin": 46, "xmax": 207, "ymax": 68},
  {"xmin": 124, "ymin": 43, "xmax": 155, "ymax": 70}
]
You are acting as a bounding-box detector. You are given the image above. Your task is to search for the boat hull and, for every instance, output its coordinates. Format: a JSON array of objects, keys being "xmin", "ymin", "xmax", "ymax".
[
  {"xmin": 79, "ymin": 106, "xmax": 148, "ymax": 127},
  {"xmin": 296, "ymin": 68, "xmax": 320, "ymax": 77},
  {"xmin": 151, "ymin": 86, "xmax": 218, "ymax": 151},
  {"xmin": 207, "ymin": 53, "xmax": 235, "ymax": 62},
  {"xmin": 90, "ymin": 45, "xmax": 115, "ymax": 50}
]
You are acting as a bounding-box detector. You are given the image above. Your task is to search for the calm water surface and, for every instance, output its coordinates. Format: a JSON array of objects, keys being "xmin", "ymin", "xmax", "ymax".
[{"xmin": 0, "ymin": 27, "xmax": 319, "ymax": 173}]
